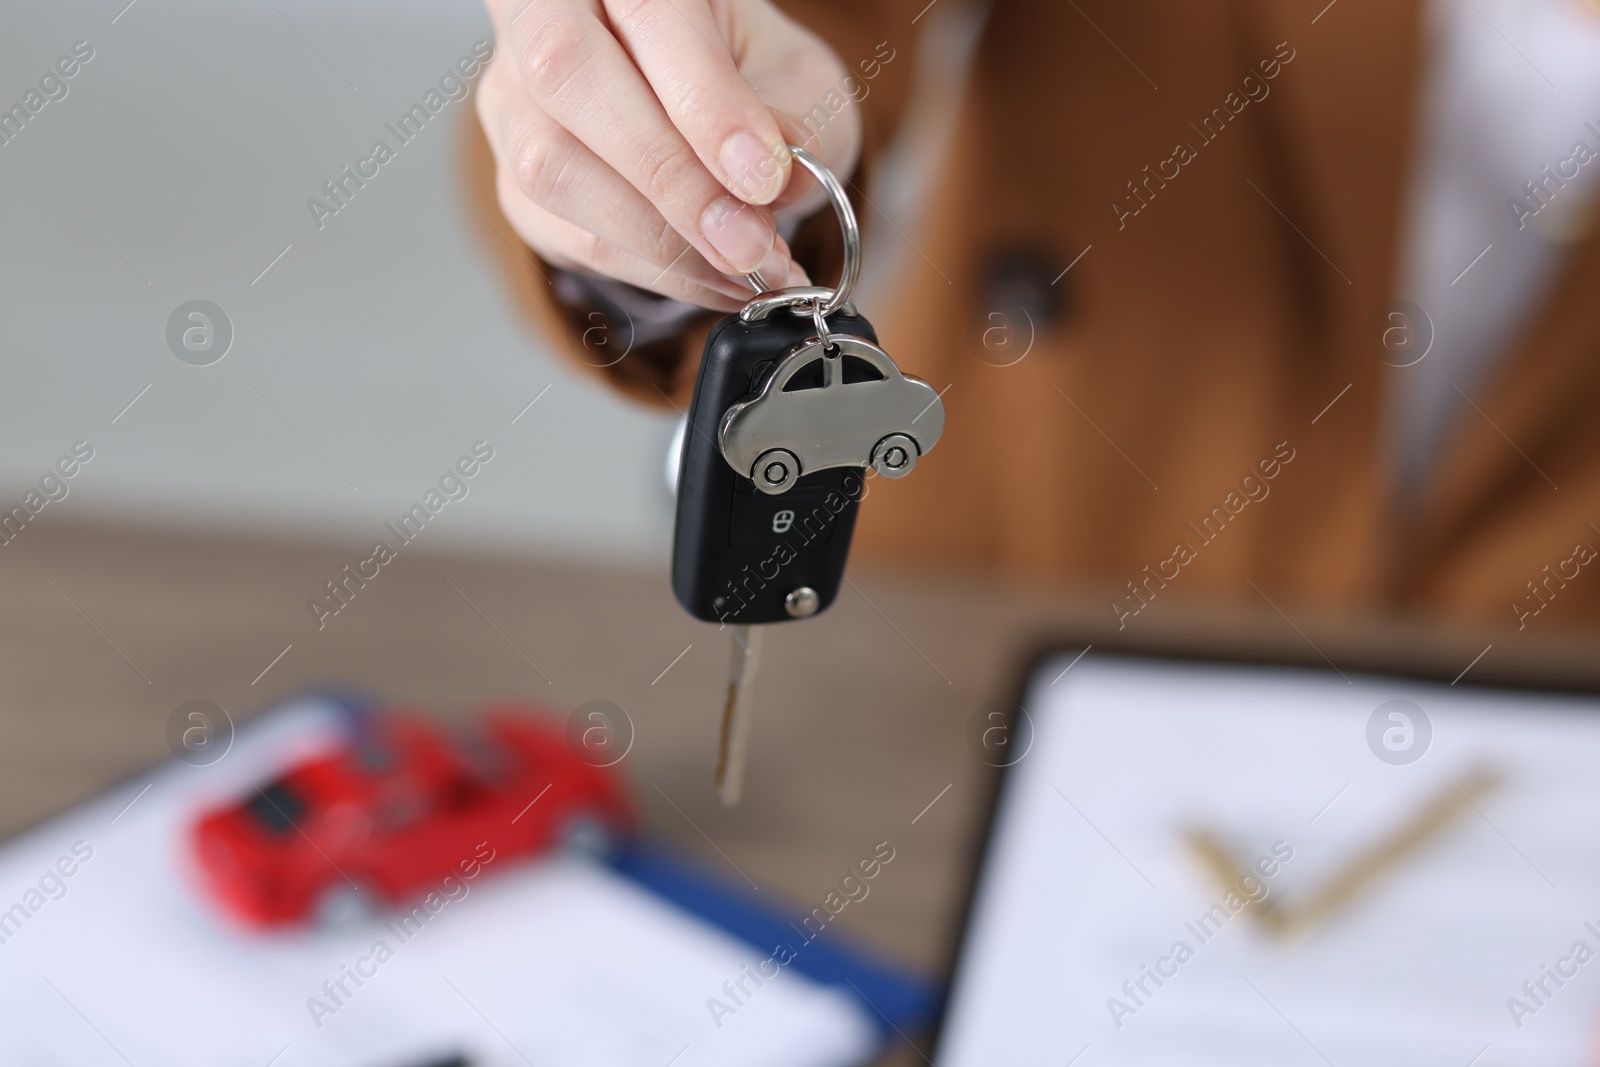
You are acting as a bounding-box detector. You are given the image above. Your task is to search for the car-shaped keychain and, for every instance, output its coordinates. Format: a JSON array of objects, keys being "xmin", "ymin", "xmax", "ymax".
[{"xmin": 718, "ymin": 334, "xmax": 946, "ymax": 495}]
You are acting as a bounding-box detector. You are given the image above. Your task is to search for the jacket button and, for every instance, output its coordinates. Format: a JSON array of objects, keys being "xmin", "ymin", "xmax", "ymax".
[{"xmin": 968, "ymin": 245, "xmax": 1071, "ymax": 366}]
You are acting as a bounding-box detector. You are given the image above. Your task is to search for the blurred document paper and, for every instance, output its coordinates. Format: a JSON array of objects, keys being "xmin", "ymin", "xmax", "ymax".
[
  {"xmin": 0, "ymin": 698, "xmax": 876, "ymax": 1067},
  {"xmin": 938, "ymin": 654, "xmax": 1600, "ymax": 1066}
]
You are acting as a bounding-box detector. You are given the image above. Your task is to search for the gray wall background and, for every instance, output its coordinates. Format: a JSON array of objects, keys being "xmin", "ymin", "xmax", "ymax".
[{"xmin": 0, "ymin": 0, "xmax": 680, "ymax": 561}]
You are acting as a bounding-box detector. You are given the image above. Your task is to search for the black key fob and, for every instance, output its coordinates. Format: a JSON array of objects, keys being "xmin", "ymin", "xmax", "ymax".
[
  {"xmin": 672, "ymin": 308, "xmax": 877, "ymax": 625},
  {"xmin": 668, "ymin": 144, "xmax": 945, "ymax": 628},
  {"xmin": 672, "ymin": 301, "xmax": 946, "ymax": 624}
]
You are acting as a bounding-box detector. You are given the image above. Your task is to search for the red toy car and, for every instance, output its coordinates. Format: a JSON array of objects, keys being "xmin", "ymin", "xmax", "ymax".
[{"xmin": 192, "ymin": 706, "xmax": 634, "ymax": 926}]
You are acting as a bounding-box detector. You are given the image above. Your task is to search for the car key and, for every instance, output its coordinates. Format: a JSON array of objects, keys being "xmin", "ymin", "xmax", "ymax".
[
  {"xmin": 686, "ymin": 298, "xmax": 899, "ymax": 806},
  {"xmin": 670, "ymin": 147, "xmax": 946, "ymax": 805}
]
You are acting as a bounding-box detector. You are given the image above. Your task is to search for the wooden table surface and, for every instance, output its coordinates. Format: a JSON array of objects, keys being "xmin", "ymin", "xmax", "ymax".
[{"xmin": 3, "ymin": 519, "xmax": 1596, "ymax": 1064}]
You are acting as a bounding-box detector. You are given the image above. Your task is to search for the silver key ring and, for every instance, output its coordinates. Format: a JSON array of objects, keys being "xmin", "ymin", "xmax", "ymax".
[{"xmin": 740, "ymin": 145, "xmax": 860, "ymax": 322}]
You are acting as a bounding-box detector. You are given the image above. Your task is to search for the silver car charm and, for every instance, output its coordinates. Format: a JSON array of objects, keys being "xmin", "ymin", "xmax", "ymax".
[{"xmin": 719, "ymin": 332, "xmax": 946, "ymax": 494}]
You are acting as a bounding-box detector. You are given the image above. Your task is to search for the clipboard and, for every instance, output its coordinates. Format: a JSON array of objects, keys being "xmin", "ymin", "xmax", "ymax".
[{"xmin": 929, "ymin": 637, "xmax": 1600, "ymax": 1065}]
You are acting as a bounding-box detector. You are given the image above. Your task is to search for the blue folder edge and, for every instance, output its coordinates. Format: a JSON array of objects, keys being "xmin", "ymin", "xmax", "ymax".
[
  {"xmin": 611, "ymin": 839, "xmax": 943, "ymax": 1037},
  {"xmin": 295, "ymin": 690, "xmax": 941, "ymax": 1037}
]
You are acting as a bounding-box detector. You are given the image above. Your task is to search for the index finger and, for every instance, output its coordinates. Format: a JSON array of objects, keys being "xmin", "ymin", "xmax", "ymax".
[{"xmin": 601, "ymin": 0, "xmax": 792, "ymax": 206}]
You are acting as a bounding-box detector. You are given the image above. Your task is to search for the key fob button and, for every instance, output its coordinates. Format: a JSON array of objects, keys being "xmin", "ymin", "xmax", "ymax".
[{"xmin": 728, "ymin": 486, "xmax": 837, "ymax": 548}]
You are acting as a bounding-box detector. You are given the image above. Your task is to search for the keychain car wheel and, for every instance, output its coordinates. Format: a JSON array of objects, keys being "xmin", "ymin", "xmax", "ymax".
[
  {"xmin": 751, "ymin": 448, "xmax": 800, "ymax": 493},
  {"xmin": 870, "ymin": 433, "xmax": 919, "ymax": 479}
]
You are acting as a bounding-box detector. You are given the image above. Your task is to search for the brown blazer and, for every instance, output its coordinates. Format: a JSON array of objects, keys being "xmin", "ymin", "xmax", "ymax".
[{"xmin": 468, "ymin": 0, "xmax": 1600, "ymax": 634}]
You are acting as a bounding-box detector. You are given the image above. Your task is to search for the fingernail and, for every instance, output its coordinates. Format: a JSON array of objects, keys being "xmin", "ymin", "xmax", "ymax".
[
  {"xmin": 712, "ymin": 275, "xmax": 757, "ymax": 301},
  {"xmin": 701, "ymin": 197, "xmax": 775, "ymax": 274},
  {"xmin": 754, "ymin": 244, "xmax": 792, "ymax": 290},
  {"xmin": 785, "ymin": 261, "xmax": 811, "ymax": 288},
  {"xmin": 686, "ymin": 269, "xmax": 752, "ymax": 302},
  {"xmin": 720, "ymin": 132, "xmax": 784, "ymax": 205}
]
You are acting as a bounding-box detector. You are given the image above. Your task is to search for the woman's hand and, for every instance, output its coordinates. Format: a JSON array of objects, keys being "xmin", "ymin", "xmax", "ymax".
[{"xmin": 478, "ymin": 0, "xmax": 861, "ymax": 311}]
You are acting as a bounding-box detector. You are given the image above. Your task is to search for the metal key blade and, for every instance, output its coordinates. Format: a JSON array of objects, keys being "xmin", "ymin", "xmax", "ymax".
[{"xmin": 714, "ymin": 624, "xmax": 765, "ymax": 807}]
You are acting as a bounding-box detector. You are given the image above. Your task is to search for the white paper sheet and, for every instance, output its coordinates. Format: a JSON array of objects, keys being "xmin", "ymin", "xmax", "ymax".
[
  {"xmin": 937, "ymin": 654, "xmax": 1600, "ymax": 1066},
  {"xmin": 0, "ymin": 697, "xmax": 876, "ymax": 1067}
]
